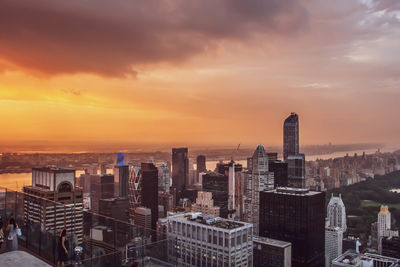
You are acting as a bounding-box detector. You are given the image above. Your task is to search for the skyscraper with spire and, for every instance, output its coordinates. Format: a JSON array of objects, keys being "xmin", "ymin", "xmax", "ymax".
[{"xmin": 244, "ymin": 144, "xmax": 274, "ymax": 234}]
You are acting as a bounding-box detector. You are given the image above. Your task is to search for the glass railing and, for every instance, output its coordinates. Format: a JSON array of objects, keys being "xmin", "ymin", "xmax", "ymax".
[{"xmin": 0, "ymin": 186, "xmax": 176, "ymax": 266}]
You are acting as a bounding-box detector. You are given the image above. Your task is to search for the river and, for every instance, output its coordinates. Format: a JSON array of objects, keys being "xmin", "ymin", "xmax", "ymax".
[{"xmin": 0, "ymin": 147, "xmax": 393, "ymax": 191}]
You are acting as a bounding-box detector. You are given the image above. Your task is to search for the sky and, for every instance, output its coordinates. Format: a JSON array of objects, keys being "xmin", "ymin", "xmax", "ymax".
[{"xmin": 0, "ymin": 0, "xmax": 399, "ymax": 149}]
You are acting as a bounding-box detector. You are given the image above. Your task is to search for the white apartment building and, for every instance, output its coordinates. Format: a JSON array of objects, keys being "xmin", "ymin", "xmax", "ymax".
[
  {"xmin": 325, "ymin": 226, "xmax": 343, "ymax": 267},
  {"xmin": 244, "ymin": 145, "xmax": 274, "ymax": 234},
  {"xmin": 167, "ymin": 212, "xmax": 253, "ymax": 267}
]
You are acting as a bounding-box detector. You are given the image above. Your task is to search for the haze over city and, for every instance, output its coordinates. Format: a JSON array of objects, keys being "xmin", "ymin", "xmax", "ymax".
[
  {"xmin": 1, "ymin": 0, "xmax": 400, "ymax": 150},
  {"xmin": 1, "ymin": 1, "xmax": 400, "ymax": 267}
]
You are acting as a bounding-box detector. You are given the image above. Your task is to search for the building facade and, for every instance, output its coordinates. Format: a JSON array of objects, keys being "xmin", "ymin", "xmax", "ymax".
[
  {"xmin": 166, "ymin": 212, "xmax": 253, "ymax": 267},
  {"xmin": 325, "ymin": 226, "xmax": 343, "ymax": 267},
  {"xmin": 23, "ymin": 167, "xmax": 84, "ymax": 244},
  {"xmin": 259, "ymin": 188, "xmax": 325, "ymax": 267},
  {"xmin": 253, "ymin": 235, "xmax": 292, "ymax": 267},
  {"xmin": 244, "ymin": 145, "xmax": 274, "ymax": 234},
  {"xmin": 89, "ymin": 174, "xmax": 114, "ymax": 213},
  {"xmin": 202, "ymin": 172, "xmax": 229, "ymax": 218},
  {"xmin": 191, "ymin": 191, "xmax": 220, "ymax": 217},
  {"xmin": 287, "ymin": 154, "xmax": 305, "ymax": 188},
  {"xmin": 283, "ymin": 112, "xmax": 299, "ymax": 162},
  {"xmin": 196, "ymin": 155, "xmax": 207, "ymax": 174},
  {"xmin": 327, "ymin": 194, "xmax": 347, "ymax": 232},
  {"xmin": 141, "ymin": 163, "xmax": 159, "ymax": 230},
  {"xmin": 269, "ymin": 160, "xmax": 288, "ymax": 188},
  {"xmin": 172, "ymin": 148, "xmax": 189, "ymax": 205},
  {"xmin": 157, "ymin": 162, "xmax": 170, "ymax": 193}
]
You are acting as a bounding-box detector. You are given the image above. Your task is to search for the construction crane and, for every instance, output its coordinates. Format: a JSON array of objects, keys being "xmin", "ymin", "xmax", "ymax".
[{"xmin": 231, "ymin": 143, "xmax": 240, "ymax": 162}]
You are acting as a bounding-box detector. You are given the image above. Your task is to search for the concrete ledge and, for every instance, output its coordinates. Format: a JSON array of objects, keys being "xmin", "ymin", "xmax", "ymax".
[{"xmin": 0, "ymin": 250, "xmax": 52, "ymax": 267}]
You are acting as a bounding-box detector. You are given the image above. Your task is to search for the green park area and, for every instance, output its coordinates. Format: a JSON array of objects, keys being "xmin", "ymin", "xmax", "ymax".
[{"xmin": 327, "ymin": 171, "xmax": 400, "ymax": 236}]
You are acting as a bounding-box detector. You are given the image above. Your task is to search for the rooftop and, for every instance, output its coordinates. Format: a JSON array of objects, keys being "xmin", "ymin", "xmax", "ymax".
[
  {"xmin": 271, "ymin": 187, "xmax": 321, "ymax": 196},
  {"xmin": 0, "ymin": 251, "xmax": 52, "ymax": 267},
  {"xmin": 32, "ymin": 166, "xmax": 74, "ymax": 173},
  {"xmin": 172, "ymin": 212, "xmax": 250, "ymax": 230},
  {"xmin": 253, "ymin": 236, "xmax": 291, "ymax": 248},
  {"xmin": 332, "ymin": 250, "xmax": 360, "ymax": 265}
]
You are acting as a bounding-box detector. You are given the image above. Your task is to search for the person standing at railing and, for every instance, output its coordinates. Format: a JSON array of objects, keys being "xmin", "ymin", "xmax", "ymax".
[
  {"xmin": 6, "ymin": 218, "xmax": 18, "ymax": 252},
  {"xmin": 57, "ymin": 229, "xmax": 69, "ymax": 267}
]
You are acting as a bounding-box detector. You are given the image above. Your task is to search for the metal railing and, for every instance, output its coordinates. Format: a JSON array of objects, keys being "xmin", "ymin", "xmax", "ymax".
[{"xmin": 0, "ymin": 186, "xmax": 176, "ymax": 266}]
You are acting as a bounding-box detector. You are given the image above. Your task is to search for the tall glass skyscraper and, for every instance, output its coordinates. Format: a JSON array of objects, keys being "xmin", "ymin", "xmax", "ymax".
[
  {"xmin": 283, "ymin": 112, "xmax": 299, "ymax": 162},
  {"xmin": 172, "ymin": 147, "xmax": 189, "ymax": 204}
]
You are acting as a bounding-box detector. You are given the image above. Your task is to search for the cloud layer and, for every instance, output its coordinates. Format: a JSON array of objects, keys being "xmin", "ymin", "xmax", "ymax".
[{"xmin": 0, "ymin": 0, "xmax": 306, "ymax": 76}]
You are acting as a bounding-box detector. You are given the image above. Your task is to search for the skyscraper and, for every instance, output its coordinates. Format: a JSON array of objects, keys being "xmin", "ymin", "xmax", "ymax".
[
  {"xmin": 287, "ymin": 154, "xmax": 305, "ymax": 188},
  {"xmin": 24, "ymin": 167, "xmax": 84, "ymax": 244},
  {"xmin": 327, "ymin": 194, "xmax": 347, "ymax": 232},
  {"xmin": 377, "ymin": 205, "xmax": 399, "ymax": 254},
  {"xmin": 283, "ymin": 113, "xmax": 306, "ymax": 188},
  {"xmin": 378, "ymin": 205, "xmax": 391, "ymax": 238},
  {"xmin": 89, "ymin": 174, "xmax": 114, "ymax": 213},
  {"xmin": 216, "ymin": 160, "xmax": 244, "ymax": 219},
  {"xmin": 259, "ymin": 188, "xmax": 325, "ymax": 267},
  {"xmin": 283, "ymin": 112, "xmax": 299, "ymax": 162},
  {"xmin": 196, "ymin": 155, "xmax": 206, "ymax": 174},
  {"xmin": 202, "ymin": 172, "xmax": 228, "ymax": 218},
  {"xmin": 244, "ymin": 145, "xmax": 274, "ymax": 234},
  {"xmin": 172, "ymin": 147, "xmax": 189, "ymax": 204},
  {"xmin": 157, "ymin": 162, "xmax": 170, "ymax": 193},
  {"xmin": 325, "ymin": 226, "xmax": 343, "ymax": 267},
  {"xmin": 115, "ymin": 164, "xmax": 129, "ymax": 198},
  {"xmin": 141, "ymin": 162, "xmax": 159, "ymax": 230},
  {"xmin": 269, "ymin": 160, "xmax": 288, "ymax": 188}
]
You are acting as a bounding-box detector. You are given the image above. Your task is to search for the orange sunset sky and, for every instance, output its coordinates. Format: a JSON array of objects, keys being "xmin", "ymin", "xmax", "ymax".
[{"xmin": 0, "ymin": 0, "xmax": 399, "ymax": 149}]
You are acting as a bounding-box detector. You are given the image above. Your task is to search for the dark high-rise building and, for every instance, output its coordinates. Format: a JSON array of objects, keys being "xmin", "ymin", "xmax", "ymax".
[
  {"xmin": 259, "ymin": 188, "xmax": 325, "ymax": 267},
  {"xmin": 269, "ymin": 160, "xmax": 288, "ymax": 188},
  {"xmin": 90, "ymin": 174, "xmax": 115, "ymax": 213},
  {"xmin": 382, "ymin": 236, "xmax": 400, "ymax": 258},
  {"xmin": 267, "ymin": 152, "xmax": 278, "ymax": 161},
  {"xmin": 141, "ymin": 162, "xmax": 159, "ymax": 230},
  {"xmin": 287, "ymin": 154, "xmax": 305, "ymax": 188},
  {"xmin": 172, "ymin": 147, "xmax": 189, "ymax": 204},
  {"xmin": 253, "ymin": 236, "xmax": 292, "ymax": 267},
  {"xmin": 99, "ymin": 197, "xmax": 130, "ymax": 222},
  {"xmin": 116, "ymin": 165, "xmax": 129, "ymax": 198},
  {"xmin": 283, "ymin": 112, "xmax": 299, "ymax": 162},
  {"xmin": 202, "ymin": 172, "xmax": 228, "ymax": 218},
  {"xmin": 196, "ymin": 155, "xmax": 207, "ymax": 174}
]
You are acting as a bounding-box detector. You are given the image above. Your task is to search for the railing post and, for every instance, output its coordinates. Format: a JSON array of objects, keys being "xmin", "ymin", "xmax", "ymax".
[
  {"xmin": 53, "ymin": 201, "xmax": 56, "ymax": 264},
  {"xmin": 38, "ymin": 198, "xmax": 42, "ymax": 257},
  {"xmin": 114, "ymin": 219, "xmax": 117, "ymax": 267}
]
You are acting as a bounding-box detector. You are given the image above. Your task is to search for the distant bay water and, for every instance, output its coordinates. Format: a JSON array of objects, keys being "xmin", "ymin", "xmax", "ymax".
[{"xmin": 0, "ymin": 147, "xmax": 393, "ymax": 191}]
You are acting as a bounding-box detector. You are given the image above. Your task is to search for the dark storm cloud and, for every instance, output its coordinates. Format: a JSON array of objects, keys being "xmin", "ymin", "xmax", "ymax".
[{"xmin": 0, "ymin": 0, "xmax": 307, "ymax": 76}]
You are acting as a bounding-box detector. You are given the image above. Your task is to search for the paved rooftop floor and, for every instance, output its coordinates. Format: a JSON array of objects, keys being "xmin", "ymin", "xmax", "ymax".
[{"xmin": 0, "ymin": 250, "xmax": 52, "ymax": 267}]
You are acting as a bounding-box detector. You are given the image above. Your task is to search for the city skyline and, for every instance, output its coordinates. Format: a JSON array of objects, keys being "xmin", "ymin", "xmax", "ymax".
[{"xmin": 1, "ymin": 0, "xmax": 400, "ymax": 147}]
